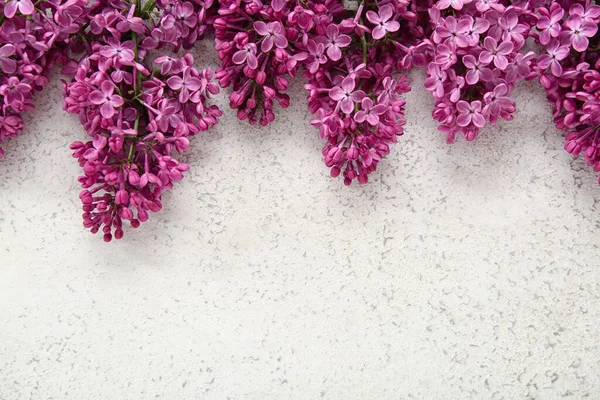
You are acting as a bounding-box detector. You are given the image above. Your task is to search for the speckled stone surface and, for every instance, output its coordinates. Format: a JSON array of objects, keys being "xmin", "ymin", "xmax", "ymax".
[{"xmin": 1, "ymin": 41, "xmax": 600, "ymax": 399}]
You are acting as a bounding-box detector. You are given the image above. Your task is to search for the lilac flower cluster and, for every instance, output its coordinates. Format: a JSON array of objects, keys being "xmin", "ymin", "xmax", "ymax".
[
  {"xmin": 0, "ymin": 0, "xmax": 87, "ymax": 157},
  {"xmin": 424, "ymin": 0, "xmax": 537, "ymax": 143},
  {"xmin": 531, "ymin": 1, "xmax": 600, "ymax": 182},
  {"xmin": 3, "ymin": 0, "xmax": 600, "ymax": 243},
  {"xmin": 63, "ymin": 0, "xmax": 221, "ymax": 241},
  {"xmin": 214, "ymin": 0, "xmax": 316, "ymax": 125},
  {"xmin": 303, "ymin": 0, "xmax": 426, "ymax": 185}
]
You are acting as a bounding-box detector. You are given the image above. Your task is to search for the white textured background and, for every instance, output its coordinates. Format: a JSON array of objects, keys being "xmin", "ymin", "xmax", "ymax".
[{"xmin": 1, "ymin": 41, "xmax": 600, "ymax": 399}]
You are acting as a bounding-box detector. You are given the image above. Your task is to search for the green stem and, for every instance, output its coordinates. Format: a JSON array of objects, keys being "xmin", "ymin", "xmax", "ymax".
[
  {"xmin": 128, "ymin": 142, "xmax": 135, "ymax": 160},
  {"xmin": 142, "ymin": 0, "xmax": 156, "ymax": 16}
]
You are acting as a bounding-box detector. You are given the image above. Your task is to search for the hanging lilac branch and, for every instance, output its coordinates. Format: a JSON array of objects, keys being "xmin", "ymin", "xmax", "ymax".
[
  {"xmin": 302, "ymin": 0, "xmax": 429, "ymax": 185},
  {"xmin": 62, "ymin": 0, "xmax": 222, "ymax": 241},
  {"xmin": 213, "ymin": 0, "xmax": 308, "ymax": 125},
  {"xmin": 531, "ymin": 1, "xmax": 600, "ymax": 182},
  {"xmin": 0, "ymin": 0, "xmax": 87, "ymax": 157},
  {"xmin": 423, "ymin": 0, "xmax": 537, "ymax": 143}
]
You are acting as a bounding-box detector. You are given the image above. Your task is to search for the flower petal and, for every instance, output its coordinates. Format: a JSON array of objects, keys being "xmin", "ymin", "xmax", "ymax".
[
  {"xmin": 329, "ymin": 86, "xmax": 345, "ymax": 101},
  {"xmin": 341, "ymin": 77, "xmax": 355, "ymax": 93},
  {"xmin": 261, "ymin": 36, "xmax": 274, "ymax": 52},
  {"xmin": 365, "ymin": 10, "xmax": 380, "ymax": 25},
  {"xmin": 340, "ymin": 97, "xmax": 354, "ymax": 114},
  {"xmin": 336, "ymin": 34, "xmax": 351, "ymax": 47},
  {"xmin": 100, "ymin": 102, "xmax": 115, "ymax": 119},
  {"xmin": 572, "ymin": 34, "xmax": 589, "ymax": 52},
  {"xmin": 384, "ymin": 21, "xmax": 400, "ymax": 33},
  {"xmin": 254, "ymin": 21, "xmax": 269, "ymax": 35},
  {"xmin": 456, "ymin": 114, "xmax": 471, "ymax": 127},
  {"xmin": 274, "ymin": 34, "xmax": 288, "ymax": 49},
  {"xmin": 456, "ymin": 100, "xmax": 470, "ymax": 113},
  {"xmin": 166, "ymin": 76, "xmax": 183, "ymax": 90},
  {"xmin": 89, "ymin": 90, "xmax": 105, "ymax": 105},
  {"xmin": 232, "ymin": 50, "xmax": 248, "ymax": 65},
  {"xmin": 3, "ymin": 1, "xmax": 17, "ymax": 18},
  {"xmin": 327, "ymin": 45, "xmax": 342, "ymax": 61},
  {"xmin": 246, "ymin": 53, "xmax": 258, "ymax": 70},
  {"xmin": 472, "ymin": 113, "xmax": 486, "ymax": 128},
  {"xmin": 379, "ymin": 4, "xmax": 393, "ymax": 22},
  {"xmin": 372, "ymin": 26, "xmax": 386, "ymax": 40}
]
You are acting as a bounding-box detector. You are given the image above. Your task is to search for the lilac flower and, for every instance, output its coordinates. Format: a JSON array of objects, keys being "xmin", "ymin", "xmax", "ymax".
[
  {"xmin": 232, "ymin": 43, "xmax": 259, "ymax": 70},
  {"xmin": 462, "ymin": 54, "xmax": 492, "ymax": 85},
  {"xmin": 254, "ymin": 21, "xmax": 288, "ymax": 52},
  {"xmin": 463, "ymin": 16, "xmax": 490, "ymax": 46},
  {"xmin": 150, "ymin": 99, "xmax": 182, "ymax": 132},
  {"xmin": 444, "ymin": 71, "xmax": 465, "ymax": 103},
  {"xmin": 569, "ymin": 4, "xmax": 600, "ymax": 23},
  {"xmin": 3, "ymin": 0, "xmax": 34, "ymax": 18},
  {"xmin": 435, "ymin": 16, "xmax": 469, "ymax": 47},
  {"xmin": 377, "ymin": 76, "xmax": 396, "ymax": 104},
  {"xmin": 483, "ymin": 83, "xmax": 514, "ymax": 118},
  {"xmin": 0, "ymin": 77, "xmax": 28, "ymax": 109},
  {"xmin": 434, "ymin": 43, "xmax": 457, "ymax": 69},
  {"xmin": 89, "ymin": 81, "xmax": 124, "ymax": 119},
  {"xmin": 329, "ymin": 77, "xmax": 366, "ymax": 114},
  {"xmin": 505, "ymin": 51, "xmax": 535, "ymax": 83},
  {"xmin": 536, "ymin": 39, "xmax": 570, "ymax": 77},
  {"xmin": 288, "ymin": 6, "xmax": 314, "ymax": 31},
  {"xmin": 366, "ymin": 5, "xmax": 400, "ymax": 40},
  {"xmin": 172, "ymin": 2, "xmax": 198, "ymax": 29},
  {"xmin": 479, "ymin": 37, "xmax": 513, "ymax": 70},
  {"xmin": 166, "ymin": 67, "xmax": 203, "ymax": 103},
  {"xmin": 562, "ymin": 15, "xmax": 598, "ymax": 52},
  {"xmin": 99, "ymin": 39, "xmax": 136, "ymax": 65},
  {"xmin": 424, "ymin": 63, "xmax": 447, "ymax": 98},
  {"xmin": 536, "ymin": 7, "xmax": 564, "ymax": 45},
  {"xmin": 498, "ymin": 11, "xmax": 528, "ymax": 46},
  {"xmin": 320, "ymin": 24, "xmax": 351, "ymax": 61},
  {"xmin": 154, "ymin": 55, "xmax": 183, "ymax": 75},
  {"xmin": 355, "ymin": 98, "xmax": 387, "ymax": 125},
  {"xmin": 305, "ymin": 40, "xmax": 326, "ymax": 74},
  {"xmin": 456, "ymin": 100, "xmax": 485, "ymax": 128}
]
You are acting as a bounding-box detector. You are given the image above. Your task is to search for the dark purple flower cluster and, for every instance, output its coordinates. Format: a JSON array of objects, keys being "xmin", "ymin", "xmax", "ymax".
[
  {"xmin": 0, "ymin": 0, "xmax": 87, "ymax": 157},
  {"xmin": 213, "ymin": 0, "xmax": 431, "ymax": 184},
  {"xmin": 213, "ymin": 0, "xmax": 310, "ymax": 125},
  {"xmin": 531, "ymin": 1, "xmax": 600, "ymax": 181},
  {"xmin": 3, "ymin": 0, "xmax": 600, "ymax": 242},
  {"xmin": 63, "ymin": 0, "xmax": 222, "ymax": 241},
  {"xmin": 424, "ymin": 0, "xmax": 537, "ymax": 143},
  {"xmin": 303, "ymin": 0, "xmax": 426, "ymax": 185}
]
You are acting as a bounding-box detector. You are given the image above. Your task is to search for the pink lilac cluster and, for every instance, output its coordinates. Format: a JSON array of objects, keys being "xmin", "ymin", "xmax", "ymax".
[
  {"xmin": 530, "ymin": 1, "xmax": 600, "ymax": 181},
  {"xmin": 143, "ymin": 0, "xmax": 217, "ymax": 52},
  {"xmin": 213, "ymin": 0, "xmax": 310, "ymax": 125},
  {"xmin": 424, "ymin": 0, "xmax": 537, "ymax": 143},
  {"xmin": 0, "ymin": 0, "xmax": 87, "ymax": 157},
  {"xmin": 63, "ymin": 0, "xmax": 222, "ymax": 241},
  {"xmin": 303, "ymin": 0, "xmax": 427, "ymax": 185}
]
